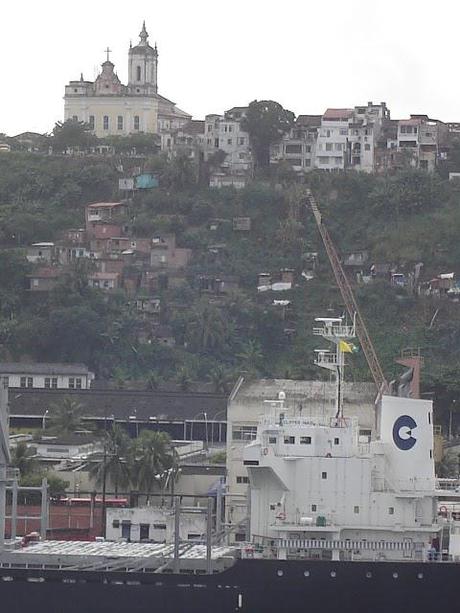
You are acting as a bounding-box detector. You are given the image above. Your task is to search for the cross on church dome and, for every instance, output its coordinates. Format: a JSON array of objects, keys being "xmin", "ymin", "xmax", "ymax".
[{"xmin": 104, "ymin": 46, "xmax": 112, "ymax": 62}]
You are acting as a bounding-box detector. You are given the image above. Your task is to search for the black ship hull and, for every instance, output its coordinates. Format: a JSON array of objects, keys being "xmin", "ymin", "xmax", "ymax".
[{"xmin": 0, "ymin": 558, "xmax": 458, "ymax": 613}]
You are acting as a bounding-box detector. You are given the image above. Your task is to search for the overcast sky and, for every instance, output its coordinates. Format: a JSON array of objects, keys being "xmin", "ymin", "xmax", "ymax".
[{"xmin": 1, "ymin": 0, "xmax": 458, "ymax": 136}]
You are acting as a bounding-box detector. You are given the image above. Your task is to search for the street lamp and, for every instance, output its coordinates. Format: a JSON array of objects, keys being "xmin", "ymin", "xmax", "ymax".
[{"xmin": 42, "ymin": 409, "xmax": 49, "ymax": 431}]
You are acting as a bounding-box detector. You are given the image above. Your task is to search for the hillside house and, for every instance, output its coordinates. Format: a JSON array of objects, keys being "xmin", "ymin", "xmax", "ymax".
[
  {"xmin": 26, "ymin": 242, "xmax": 55, "ymax": 264},
  {"xmin": 85, "ymin": 202, "xmax": 128, "ymax": 228},
  {"xmin": 87, "ymin": 271, "xmax": 119, "ymax": 290},
  {"xmin": 27, "ymin": 267, "xmax": 61, "ymax": 291},
  {"xmin": 0, "ymin": 362, "xmax": 94, "ymax": 389}
]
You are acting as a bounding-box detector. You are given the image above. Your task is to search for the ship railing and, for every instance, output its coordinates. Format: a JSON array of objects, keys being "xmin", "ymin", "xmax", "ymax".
[
  {"xmin": 259, "ymin": 416, "xmax": 356, "ymax": 429},
  {"xmin": 312, "ymin": 325, "xmax": 355, "ymax": 338}
]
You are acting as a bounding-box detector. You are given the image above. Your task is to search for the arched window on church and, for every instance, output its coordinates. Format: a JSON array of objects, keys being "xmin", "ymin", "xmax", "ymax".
[
  {"xmin": 103, "ymin": 116, "xmax": 109, "ymax": 130},
  {"xmin": 134, "ymin": 116, "xmax": 140, "ymax": 131},
  {"xmin": 136, "ymin": 66, "xmax": 141, "ymax": 81}
]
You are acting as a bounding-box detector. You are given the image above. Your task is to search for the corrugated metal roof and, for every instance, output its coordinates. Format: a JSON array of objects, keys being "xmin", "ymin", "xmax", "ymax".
[{"xmin": 0, "ymin": 362, "xmax": 91, "ymax": 375}]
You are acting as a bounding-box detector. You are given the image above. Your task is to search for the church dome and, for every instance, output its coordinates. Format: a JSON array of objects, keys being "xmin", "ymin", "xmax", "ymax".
[{"xmin": 129, "ymin": 21, "xmax": 157, "ymax": 56}]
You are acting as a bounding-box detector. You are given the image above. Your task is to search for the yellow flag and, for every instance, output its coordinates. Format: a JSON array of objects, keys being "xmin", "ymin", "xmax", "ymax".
[{"xmin": 339, "ymin": 340, "xmax": 353, "ymax": 353}]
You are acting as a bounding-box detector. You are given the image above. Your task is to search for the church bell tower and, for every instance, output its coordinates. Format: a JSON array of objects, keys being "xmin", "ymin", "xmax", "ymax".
[{"xmin": 128, "ymin": 21, "xmax": 158, "ymax": 94}]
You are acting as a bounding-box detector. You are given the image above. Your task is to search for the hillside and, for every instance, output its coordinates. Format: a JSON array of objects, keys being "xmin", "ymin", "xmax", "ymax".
[{"xmin": 1, "ymin": 152, "xmax": 460, "ymax": 425}]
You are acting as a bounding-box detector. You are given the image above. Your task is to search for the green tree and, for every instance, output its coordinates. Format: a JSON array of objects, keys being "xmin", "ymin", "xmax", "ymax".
[
  {"xmin": 90, "ymin": 425, "xmax": 132, "ymax": 496},
  {"xmin": 132, "ymin": 431, "xmax": 177, "ymax": 500},
  {"xmin": 51, "ymin": 119, "xmax": 97, "ymax": 152},
  {"xmin": 207, "ymin": 365, "xmax": 233, "ymax": 394},
  {"xmin": 10, "ymin": 442, "xmax": 36, "ymax": 477},
  {"xmin": 185, "ymin": 301, "xmax": 228, "ymax": 353},
  {"xmin": 241, "ymin": 100, "xmax": 295, "ymax": 170},
  {"xmin": 48, "ymin": 398, "xmax": 85, "ymax": 436},
  {"xmin": 237, "ymin": 339, "xmax": 263, "ymax": 377}
]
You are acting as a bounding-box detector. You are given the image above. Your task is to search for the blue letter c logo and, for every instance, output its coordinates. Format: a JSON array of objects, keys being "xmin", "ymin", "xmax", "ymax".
[{"xmin": 393, "ymin": 415, "xmax": 417, "ymax": 451}]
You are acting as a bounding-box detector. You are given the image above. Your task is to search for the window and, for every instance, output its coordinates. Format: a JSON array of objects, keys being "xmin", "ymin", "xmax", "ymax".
[
  {"xmin": 285, "ymin": 144, "xmax": 302, "ymax": 154},
  {"xmin": 153, "ymin": 523, "xmax": 167, "ymax": 530},
  {"xmin": 68, "ymin": 378, "xmax": 75, "ymax": 389},
  {"xmin": 236, "ymin": 476, "xmax": 249, "ymax": 484},
  {"xmin": 207, "ymin": 124, "xmax": 212, "ymax": 132},
  {"xmin": 335, "ymin": 143, "xmax": 343, "ymax": 151},
  {"xmin": 430, "ymin": 449, "xmax": 433, "ymax": 459},
  {"xmin": 229, "ymin": 125, "xmax": 233, "ymax": 132},
  {"xmin": 214, "ymin": 138, "xmax": 219, "ymax": 148},
  {"xmin": 45, "ymin": 377, "xmax": 51, "ymax": 389},
  {"xmin": 340, "ymin": 128, "xmax": 347, "ymax": 135},
  {"xmin": 364, "ymin": 144, "xmax": 371, "ymax": 151},
  {"xmin": 117, "ymin": 116, "xmax": 123, "ymax": 130},
  {"xmin": 305, "ymin": 159, "xmax": 311, "ymax": 167},
  {"xmin": 300, "ymin": 436, "xmax": 311, "ymax": 444},
  {"xmin": 2, "ymin": 377, "xmax": 8, "ymax": 388},
  {"xmin": 238, "ymin": 137, "xmax": 245, "ymax": 145},
  {"xmin": 76, "ymin": 378, "xmax": 82, "ymax": 389},
  {"xmin": 232, "ymin": 426, "xmax": 257, "ymax": 441},
  {"xmin": 321, "ymin": 472, "xmax": 327, "ymax": 479},
  {"xmin": 51, "ymin": 377, "xmax": 58, "ymax": 389},
  {"xmin": 227, "ymin": 138, "xmax": 232, "ymax": 145},
  {"xmin": 305, "ymin": 145, "xmax": 311, "ymax": 153},
  {"xmin": 334, "ymin": 438, "xmax": 339, "ymax": 445},
  {"xmin": 134, "ymin": 116, "xmax": 140, "ymax": 130},
  {"xmin": 72, "ymin": 115, "xmax": 78, "ymax": 121},
  {"xmin": 268, "ymin": 436, "xmax": 277, "ymax": 444},
  {"xmin": 326, "ymin": 143, "xmax": 333, "ymax": 151},
  {"xmin": 354, "ymin": 506, "xmax": 360, "ymax": 514},
  {"xmin": 103, "ymin": 116, "xmax": 109, "ymax": 130},
  {"xmin": 326, "ymin": 130, "xmax": 331, "ymax": 137},
  {"xmin": 20, "ymin": 377, "xmax": 26, "ymax": 388},
  {"xmin": 235, "ymin": 532, "xmax": 246, "ymax": 542},
  {"xmin": 140, "ymin": 524, "xmax": 150, "ymax": 540},
  {"xmin": 284, "ymin": 436, "xmax": 295, "ymax": 444},
  {"xmin": 89, "ymin": 115, "xmax": 95, "ymax": 130},
  {"xmin": 136, "ymin": 66, "xmax": 141, "ymax": 81},
  {"xmin": 389, "ymin": 507, "xmax": 395, "ymax": 515},
  {"xmin": 112, "ymin": 520, "xmax": 120, "ymax": 528},
  {"xmin": 27, "ymin": 377, "xmax": 33, "ymax": 388},
  {"xmin": 311, "ymin": 504, "xmax": 317, "ymax": 512}
]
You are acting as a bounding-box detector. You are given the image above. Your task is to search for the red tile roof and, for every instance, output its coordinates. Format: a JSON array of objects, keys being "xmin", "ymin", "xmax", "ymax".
[{"xmin": 323, "ymin": 108, "xmax": 354, "ymax": 121}]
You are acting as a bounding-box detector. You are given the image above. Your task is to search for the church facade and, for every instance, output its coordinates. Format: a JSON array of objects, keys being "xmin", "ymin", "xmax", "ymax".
[{"xmin": 64, "ymin": 23, "xmax": 191, "ymax": 138}]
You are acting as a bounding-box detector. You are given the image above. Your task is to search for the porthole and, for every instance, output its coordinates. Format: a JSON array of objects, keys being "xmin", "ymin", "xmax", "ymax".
[
  {"xmin": 366, "ymin": 571, "xmax": 372, "ymax": 579},
  {"xmin": 277, "ymin": 570, "xmax": 284, "ymax": 577},
  {"xmin": 417, "ymin": 573, "xmax": 423, "ymax": 579},
  {"xmin": 392, "ymin": 572, "xmax": 398, "ymax": 579},
  {"xmin": 330, "ymin": 571, "xmax": 336, "ymax": 578},
  {"xmin": 303, "ymin": 570, "xmax": 310, "ymax": 577}
]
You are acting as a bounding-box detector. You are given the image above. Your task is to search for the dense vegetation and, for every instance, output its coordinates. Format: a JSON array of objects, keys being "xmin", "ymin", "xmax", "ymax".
[{"xmin": 2, "ymin": 151, "xmax": 460, "ymax": 427}]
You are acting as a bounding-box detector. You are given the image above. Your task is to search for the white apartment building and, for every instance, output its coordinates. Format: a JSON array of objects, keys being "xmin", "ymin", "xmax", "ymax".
[
  {"xmin": 204, "ymin": 108, "xmax": 252, "ymax": 176},
  {"xmin": 397, "ymin": 115, "xmax": 446, "ymax": 171},
  {"xmin": 0, "ymin": 363, "xmax": 95, "ymax": 390},
  {"xmin": 314, "ymin": 102, "xmax": 389, "ymax": 172}
]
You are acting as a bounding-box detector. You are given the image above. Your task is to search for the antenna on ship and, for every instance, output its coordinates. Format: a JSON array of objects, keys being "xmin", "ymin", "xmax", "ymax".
[{"xmin": 313, "ymin": 316, "xmax": 356, "ymax": 421}]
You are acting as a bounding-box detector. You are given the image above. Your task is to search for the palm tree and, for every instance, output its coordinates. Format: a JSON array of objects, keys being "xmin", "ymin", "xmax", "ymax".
[
  {"xmin": 49, "ymin": 397, "xmax": 85, "ymax": 436},
  {"xmin": 186, "ymin": 301, "xmax": 228, "ymax": 353},
  {"xmin": 131, "ymin": 431, "xmax": 177, "ymax": 501},
  {"xmin": 10, "ymin": 441, "xmax": 36, "ymax": 477},
  {"xmin": 90, "ymin": 425, "xmax": 132, "ymax": 497},
  {"xmin": 207, "ymin": 365, "xmax": 233, "ymax": 394},
  {"xmin": 237, "ymin": 339, "xmax": 263, "ymax": 377}
]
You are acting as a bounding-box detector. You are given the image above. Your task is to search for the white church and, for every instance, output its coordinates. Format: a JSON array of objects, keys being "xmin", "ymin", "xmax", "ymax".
[{"xmin": 64, "ymin": 22, "xmax": 191, "ymax": 138}]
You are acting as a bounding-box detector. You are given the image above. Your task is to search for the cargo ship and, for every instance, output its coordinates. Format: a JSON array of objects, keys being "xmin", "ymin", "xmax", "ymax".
[{"xmin": 0, "ymin": 317, "xmax": 459, "ymax": 613}]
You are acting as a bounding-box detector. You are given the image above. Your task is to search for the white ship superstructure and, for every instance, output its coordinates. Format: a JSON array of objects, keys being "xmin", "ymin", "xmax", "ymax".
[{"xmin": 243, "ymin": 317, "xmax": 439, "ymax": 561}]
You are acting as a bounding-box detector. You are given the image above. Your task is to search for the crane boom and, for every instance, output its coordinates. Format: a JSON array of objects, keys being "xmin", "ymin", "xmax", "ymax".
[{"xmin": 305, "ymin": 189, "xmax": 388, "ymax": 393}]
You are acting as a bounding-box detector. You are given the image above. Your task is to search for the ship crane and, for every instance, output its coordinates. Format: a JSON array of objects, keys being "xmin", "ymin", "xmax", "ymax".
[{"xmin": 304, "ymin": 188, "xmax": 389, "ymax": 395}]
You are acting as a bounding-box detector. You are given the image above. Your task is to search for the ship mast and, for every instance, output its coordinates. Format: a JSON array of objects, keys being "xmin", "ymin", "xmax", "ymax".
[{"xmin": 313, "ymin": 317, "xmax": 356, "ymax": 419}]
